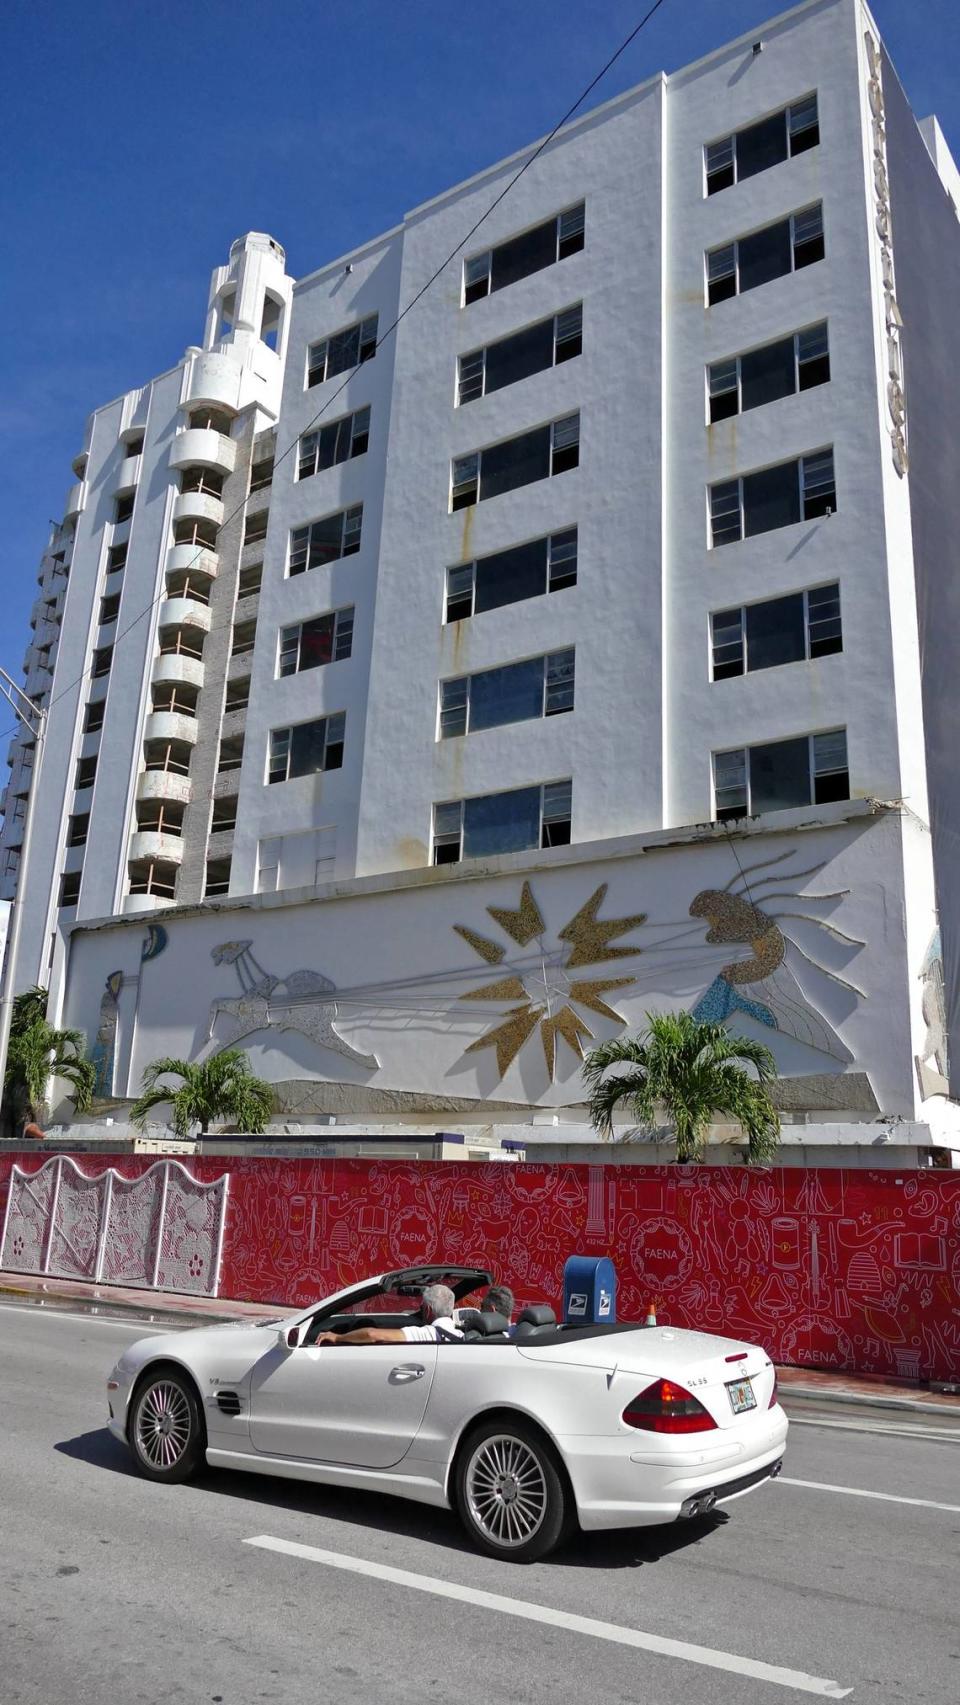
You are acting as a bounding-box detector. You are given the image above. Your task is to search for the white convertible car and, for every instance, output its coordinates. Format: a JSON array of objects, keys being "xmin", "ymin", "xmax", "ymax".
[{"xmin": 107, "ymin": 1264, "xmax": 788, "ymax": 1562}]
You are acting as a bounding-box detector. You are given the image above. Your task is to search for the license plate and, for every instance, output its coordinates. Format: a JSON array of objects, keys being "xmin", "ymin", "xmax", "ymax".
[{"xmin": 726, "ymin": 1376, "xmax": 757, "ymax": 1415}]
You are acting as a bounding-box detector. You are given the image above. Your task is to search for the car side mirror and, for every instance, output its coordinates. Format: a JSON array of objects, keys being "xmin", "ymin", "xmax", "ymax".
[{"xmin": 280, "ymin": 1324, "xmax": 301, "ymax": 1350}]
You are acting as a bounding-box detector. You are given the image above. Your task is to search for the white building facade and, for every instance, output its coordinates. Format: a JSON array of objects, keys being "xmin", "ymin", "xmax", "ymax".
[{"xmin": 3, "ymin": 0, "xmax": 959, "ymax": 1160}]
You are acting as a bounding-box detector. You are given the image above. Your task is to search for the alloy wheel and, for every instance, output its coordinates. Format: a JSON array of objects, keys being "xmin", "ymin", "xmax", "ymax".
[
  {"xmin": 135, "ymin": 1380, "xmax": 192, "ymax": 1471},
  {"xmin": 465, "ymin": 1433, "xmax": 548, "ymax": 1548}
]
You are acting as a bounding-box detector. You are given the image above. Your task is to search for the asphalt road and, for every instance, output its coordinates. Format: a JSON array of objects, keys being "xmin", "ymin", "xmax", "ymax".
[{"xmin": 1, "ymin": 1301, "xmax": 958, "ymax": 1705}]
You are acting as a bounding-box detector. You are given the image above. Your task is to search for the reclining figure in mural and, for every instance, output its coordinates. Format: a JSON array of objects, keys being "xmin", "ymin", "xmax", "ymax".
[{"xmin": 200, "ymin": 940, "xmax": 379, "ymax": 1070}]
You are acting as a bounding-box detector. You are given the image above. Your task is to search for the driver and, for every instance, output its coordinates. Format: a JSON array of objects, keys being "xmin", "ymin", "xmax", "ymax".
[{"xmin": 314, "ymin": 1283, "xmax": 463, "ymax": 1345}]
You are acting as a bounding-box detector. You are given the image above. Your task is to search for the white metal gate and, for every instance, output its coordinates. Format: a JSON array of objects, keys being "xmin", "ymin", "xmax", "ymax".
[{"xmin": 0, "ymin": 1157, "xmax": 229, "ymax": 1297}]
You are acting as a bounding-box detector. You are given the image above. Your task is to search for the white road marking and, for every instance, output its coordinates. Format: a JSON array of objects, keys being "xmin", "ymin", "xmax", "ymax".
[
  {"xmin": 788, "ymin": 1414, "xmax": 960, "ymax": 1443},
  {"xmin": 780, "ymin": 1476, "xmax": 960, "ymax": 1514},
  {"xmin": 244, "ymin": 1534, "xmax": 851, "ymax": 1697},
  {"xmin": 0, "ymin": 1301, "xmax": 177, "ymax": 1330}
]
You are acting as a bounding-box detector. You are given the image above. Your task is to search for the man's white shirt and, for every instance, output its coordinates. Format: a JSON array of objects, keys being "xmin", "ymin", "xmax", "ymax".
[{"xmin": 401, "ymin": 1319, "xmax": 464, "ymax": 1342}]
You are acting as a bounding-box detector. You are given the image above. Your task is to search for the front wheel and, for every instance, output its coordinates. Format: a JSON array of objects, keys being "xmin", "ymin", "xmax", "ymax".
[
  {"xmin": 129, "ymin": 1369, "xmax": 206, "ymax": 1483},
  {"xmin": 455, "ymin": 1420, "xmax": 572, "ymax": 1562}
]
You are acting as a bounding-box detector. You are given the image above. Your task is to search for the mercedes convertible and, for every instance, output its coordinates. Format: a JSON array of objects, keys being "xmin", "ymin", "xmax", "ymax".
[{"xmin": 106, "ymin": 1264, "xmax": 787, "ymax": 1561}]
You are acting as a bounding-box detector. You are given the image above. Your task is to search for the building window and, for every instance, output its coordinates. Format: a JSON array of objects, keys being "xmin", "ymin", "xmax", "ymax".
[
  {"xmin": 249, "ymin": 454, "xmax": 274, "ymax": 495},
  {"xmin": 231, "ymin": 620, "xmax": 257, "ymax": 657},
  {"xmin": 173, "ymin": 518, "xmax": 218, "ymax": 549},
  {"xmin": 708, "ymin": 322, "xmax": 830, "ymax": 422},
  {"xmin": 92, "ymin": 644, "xmax": 113, "ymax": 679},
  {"xmin": 188, "ymin": 408, "xmax": 232, "ymax": 435},
  {"xmin": 713, "ymin": 728, "xmax": 849, "ymax": 820},
  {"xmin": 452, "ymin": 413, "xmax": 579, "ymax": 511},
  {"xmin": 237, "ymin": 562, "xmax": 263, "ymax": 599},
  {"xmin": 83, "ymin": 701, "xmax": 105, "ymax": 734},
  {"xmin": 114, "ymin": 494, "xmax": 134, "ymax": 525},
  {"xmin": 446, "ymin": 528, "xmax": 577, "ymax": 622},
  {"xmin": 151, "ymin": 683, "xmax": 198, "ymax": 718},
  {"xmin": 440, "ymin": 648, "xmax": 575, "ymax": 738},
  {"xmin": 433, "ymin": 779, "xmax": 572, "ymax": 864},
  {"xmin": 706, "ymin": 203, "xmax": 824, "ymax": 305},
  {"xmin": 107, "ymin": 544, "xmax": 127, "ymax": 575},
  {"xmin": 458, "ymin": 306, "xmax": 583, "ymax": 405},
  {"xmin": 211, "ymin": 797, "xmax": 238, "ymax": 834},
  {"xmin": 464, "ymin": 203, "xmax": 585, "ymax": 304},
  {"xmin": 243, "ymin": 509, "xmax": 269, "ymax": 545},
  {"xmin": 75, "ymin": 756, "xmax": 97, "ymax": 791},
  {"xmin": 124, "ymin": 434, "xmax": 145, "ymax": 457},
  {"xmin": 218, "ymin": 735, "xmax": 245, "ymax": 773},
  {"xmin": 144, "ymin": 741, "xmax": 192, "ymax": 776},
  {"xmin": 128, "ymin": 861, "xmax": 177, "ymax": 900},
  {"xmin": 268, "ymin": 713, "xmax": 345, "ymax": 784},
  {"xmin": 705, "ymin": 95, "xmax": 820, "ymax": 195},
  {"xmin": 204, "ymin": 858, "xmax": 232, "ymax": 897},
  {"xmin": 709, "ymin": 449, "xmax": 835, "ymax": 546},
  {"xmin": 59, "ymin": 872, "xmax": 82, "ymax": 909},
  {"xmin": 289, "ymin": 506, "xmax": 363, "ymax": 575},
  {"xmin": 307, "ymin": 314, "xmax": 378, "ymax": 387},
  {"xmin": 99, "ymin": 593, "xmax": 121, "ymax": 627},
  {"xmin": 279, "ymin": 608, "xmax": 354, "ymax": 676},
  {"xmin": 224, "ymin": 678, "xmax": 250, "ymax": 712},
  {"xmin": 67, "ymin": 813, "xmax": 90, "ymax": 848},
  {"xmin": 180, "ymin": 467, "xmax": 224, "ymax": 498},
  {"xmin": 711, "ymin": 583, "xmax": 842, "ymax": 680},
  {"xmin": 136, "ymin": 803, "xmax": 184, "ymax": 838},
  {"xmin": 297, "ymin": 407, "xmax": 371, "ymax": 480},
  {"xmin": 159, "ymin": 627, "xmax": 204, "ymax": 661}
]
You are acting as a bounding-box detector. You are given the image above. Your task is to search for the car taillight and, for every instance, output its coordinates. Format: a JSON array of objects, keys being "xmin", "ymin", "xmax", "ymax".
[
  {"xmin": 769, "ymin": 1373, "xmax": 779, "ymax": 1408},
  {"xmin": 622, "ymin": 1378, "xmax": 718, "ymax": 1434}
]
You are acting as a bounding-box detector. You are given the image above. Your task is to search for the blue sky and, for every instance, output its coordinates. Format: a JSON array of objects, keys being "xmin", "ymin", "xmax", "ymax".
[{"xmin": 1, "ymin": 0, "xmax": 957, "ymax": 705}]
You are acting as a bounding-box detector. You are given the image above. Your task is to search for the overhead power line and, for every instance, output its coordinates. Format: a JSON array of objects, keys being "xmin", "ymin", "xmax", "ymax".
[{"xmin": 0, "ymin": 0, "xmax": 668, "ymax": 758}]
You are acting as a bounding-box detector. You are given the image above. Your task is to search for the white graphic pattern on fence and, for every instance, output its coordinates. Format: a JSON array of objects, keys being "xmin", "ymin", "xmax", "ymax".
[{"xmin": 0, "ymin": 1158, "xmax": 228, "ymax": 1296}]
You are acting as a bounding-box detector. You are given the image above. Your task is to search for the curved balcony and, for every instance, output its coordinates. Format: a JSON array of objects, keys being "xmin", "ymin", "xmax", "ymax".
[
  {"xmin": 170, "ymin": 428, "xmax": 236, "ymax": 476},
  {"xmin": 144, "ymin": 709, "xmax": 199, "ymax": 747},
  {"xmin": 152, "ymin": 652, "xmax": 205, "ymax": 692},
  {"xmin": 173, "ymin": 489, "xmax": 224, "ymax": 530},
  {"xmin": 129, "ymin": 830, "xmax": 184, "ymax": 866},
  {"xmin": 184, "ymin": 351, "xmax": 242, "ymax": 413},
  {"xmin": 64, "ymin": 480, "xmax": 86, "ymax": 520},
  {"xmin": 116, "ymin": 452, "xmax": 142, "ymax": 492},
  {"xmin": 123, "ymin": 890, "xmax": 176, "ymax": 916},
  {"xmin": 136, "ymin": 769, "xmax": 193, "ymax": 808},
  {"xmin": 166, "ymin": 543, "xmax": 219, "ymax": 582},
  {"xmin": 159, "ymin": 596, "xmax": 212, "ymax": 635}
]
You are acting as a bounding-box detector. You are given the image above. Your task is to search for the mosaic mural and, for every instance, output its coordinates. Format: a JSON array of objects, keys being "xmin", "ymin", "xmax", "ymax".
[{"xmin": 201, "ymin": 941, "xmax": 379, "ymax": 1070}]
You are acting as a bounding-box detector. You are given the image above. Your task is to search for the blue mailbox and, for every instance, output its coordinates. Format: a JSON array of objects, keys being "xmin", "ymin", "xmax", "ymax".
[{"xmin": 563, "ymin": 1255, "xmax": 616, "ymax": 1325}]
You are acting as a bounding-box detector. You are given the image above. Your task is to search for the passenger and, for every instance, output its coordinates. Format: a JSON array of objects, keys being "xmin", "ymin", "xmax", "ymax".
[
  {"xmin": 314, "ymin": 1283, "xmax": 463, "ymax": 1345},
  {"xmin": 481, "ymin": 1284, "xmax": 515, "ymax": 1324}
]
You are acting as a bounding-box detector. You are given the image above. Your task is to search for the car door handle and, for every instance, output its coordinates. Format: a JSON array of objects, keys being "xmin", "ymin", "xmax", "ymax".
[{"xmin": 390, "ymin": 1364, "xmax": 425, "ymax": 1381}]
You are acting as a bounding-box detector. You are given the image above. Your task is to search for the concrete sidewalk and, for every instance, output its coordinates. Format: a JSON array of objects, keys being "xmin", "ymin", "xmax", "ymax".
[{"xmin": 2, "ymin": 1267, "xmax": 958, "ymax": 1416}]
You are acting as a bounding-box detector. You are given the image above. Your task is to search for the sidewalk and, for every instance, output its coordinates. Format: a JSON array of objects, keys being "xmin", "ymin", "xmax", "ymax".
[{"xmin": 2, "ymin": 1268, "xmax": 958, "ymax": 1416}]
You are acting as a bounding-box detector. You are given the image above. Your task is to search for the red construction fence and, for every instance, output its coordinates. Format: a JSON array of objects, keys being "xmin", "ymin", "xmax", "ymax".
[{"xmin": 1, "ymin": 1151, "xmax": 958, "ymax": 1381}]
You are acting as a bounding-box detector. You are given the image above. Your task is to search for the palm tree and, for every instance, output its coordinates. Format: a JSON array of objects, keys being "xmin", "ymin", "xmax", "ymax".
[
  {"xmin": 2, "ymin": 985, "xmax": 97, "ymax": 1134},
  {"xmin": 582, "ymin": 1010, "xmax": 781, "ymax": 1164},
  {"xmin": 130, "ymin": 1050, "xmax": 275, "ymax": 1139}
]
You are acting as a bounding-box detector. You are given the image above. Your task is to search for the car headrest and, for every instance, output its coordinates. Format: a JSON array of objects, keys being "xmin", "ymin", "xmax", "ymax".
[
  {"xmin": 469, "ymin": 1310, "xmax": 510, "ymax": 1336},
  {"xmin": 517, "ymin": 1304, "xmax": 556, "ymax": 1326}
]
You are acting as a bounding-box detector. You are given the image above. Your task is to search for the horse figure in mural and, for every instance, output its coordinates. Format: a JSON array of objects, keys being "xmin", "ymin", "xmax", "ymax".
[{"xmin": 201, "ymin": 941, "xmax": 378, "ymax": 1070}]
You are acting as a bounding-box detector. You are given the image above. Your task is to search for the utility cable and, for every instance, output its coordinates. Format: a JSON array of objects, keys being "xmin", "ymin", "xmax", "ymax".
[{"xmin": 0, "ymin": 0, "xmax": 668, "ymax": 757}]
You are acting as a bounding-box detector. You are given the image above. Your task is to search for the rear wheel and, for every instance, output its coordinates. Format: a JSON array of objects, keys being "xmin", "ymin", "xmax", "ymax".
[
  {"xmin": 455, "ymin": 1420, "xmax": 571, "ymax": 1562},
  {"xmin": 129, "ymin": 1369, "xmax": 205, "ymax": 1484}
]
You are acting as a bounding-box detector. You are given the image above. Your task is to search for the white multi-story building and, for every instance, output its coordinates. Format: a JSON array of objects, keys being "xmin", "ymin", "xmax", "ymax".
[{"xmin": 3, "ymin": 0, "xmax": 959, "ymax": 1160}]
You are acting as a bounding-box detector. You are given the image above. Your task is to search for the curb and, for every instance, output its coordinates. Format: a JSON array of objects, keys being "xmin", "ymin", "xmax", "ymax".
[{"xmin": 778, "ymin": 1382, "xmax": 960, "ymax": 1419}]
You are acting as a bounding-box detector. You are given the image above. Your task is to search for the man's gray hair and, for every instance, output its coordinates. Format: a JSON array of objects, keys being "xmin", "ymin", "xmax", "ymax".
[{"xmin": 421, "ymin": 1283, "xmax": 456, "ymax": 1320}]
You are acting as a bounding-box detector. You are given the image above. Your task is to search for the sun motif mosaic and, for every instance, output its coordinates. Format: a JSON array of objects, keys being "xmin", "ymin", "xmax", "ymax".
[{"xmin": 455, "ymin": 881, "xmax": 646, "ymax": 1080}]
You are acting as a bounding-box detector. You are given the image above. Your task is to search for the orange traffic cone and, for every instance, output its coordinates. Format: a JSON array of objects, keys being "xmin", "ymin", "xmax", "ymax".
[{"xmin": 645, "ymin": 1300, "xmax": 657, "ymax": 1326}]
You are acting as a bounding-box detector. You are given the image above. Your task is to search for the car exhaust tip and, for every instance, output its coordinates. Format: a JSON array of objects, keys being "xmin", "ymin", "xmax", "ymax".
[{"xmin": 679, "ymin": 1490, "xmax": 718, "ymax": 1519}]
